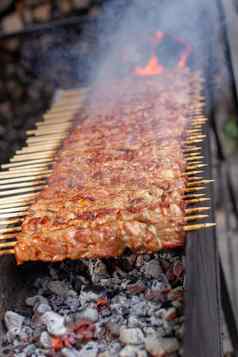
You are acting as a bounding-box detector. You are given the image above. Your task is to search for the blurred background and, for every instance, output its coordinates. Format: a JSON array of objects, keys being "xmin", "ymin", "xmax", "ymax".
[{"xmin": 0, "ymin": 0, "xmax": 238, "ymax": 355}]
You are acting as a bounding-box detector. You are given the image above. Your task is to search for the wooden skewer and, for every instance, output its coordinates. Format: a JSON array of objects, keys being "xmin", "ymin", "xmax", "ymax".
[
  {"xmin": 0, "ymin": 185, "xmax": 44, "ymax": 197},
  {"xmin": 0, "ymin": 202, "xmax": 32, "ymax": 209},
  {"xmin": 27, "ymin": 127, "xmax": 70, "ymax": 136},
  {"xmin": 186, "ymin": 135, "xmax": 206, "ymax": 140},
  {"xmin": 185, "ymin": 152, "xmax": 203, "ymax": 157},
  {"xmin": 3, "ymin": 158, "xmax": 53, "ymax": 168},
  {"xmin": 185, "ymin": 214, "xmax": 208, "ymax": 221},
  {"xmin": 35, "ymin": 122, "xmax": 72, "ymax": 130},
  {"xmin": 37, "ymin": 119, "xmax": 73, "ymax": 127},
  {"xmin": 183, "ymin": 146, "xmax": 202, "ymax": 152},
  {"xmin": 0, "ymin": 174, "xmax": 50, "ymax": 184},
  {"xmin": 0, "ymin": 211, "xmax": 26, "ymax": 219},
  {"xmin": 8, "ymin": 165, "xmax": 51, "ymax": 173},
  {"xmin": 184, "ymin": 223, "xmax": 216, "ymax": 231},
  {"xmin": 186, "ymin": 164, "xmax": 207, "ymax": 170},
  {"xmin": 185, "ymin": 139, "xmax": 204, "ymax": 144},
  {"xmin": 0, "ymin": 180, "xmax": 45, "ymax": 190},
  {"xmin": 16, "ymin": 146, "xmax": 58, "ymax": 154},
  {"xmin": 0, "ymin": 170, "xmax": 52, "ymax": 179},
  {"xmin": 0, "ymin": 249, "xmax": 15, "ymax": 255},
  {"xmin": 185, "ymin": 207, "xmax": 210, "ymax": 213},
  {"xmin": 184, "ymin": 187, "xmax": 205, "ymax": 192},
  {"xmin": 184, "ymin": 193, "xmax": 206, "ymax": 199},
  {"xmin": 185, "ymin": 156, "xmax": 204, "ymax": 162},
  {"xmin": 0, "ymin": 206, "xmax": 28, "ymax": 213},
  {"xmin": 185, "ymin": 170, "xmax": 204, "ymax": 176},
  {"xmin": 11, "ymin": 152, "xmax": 54, "ymax": 162},
  {"xmin": 0, "ymin": 218, "xmax": 23, "ymax": 226},
  {"xmin": 26, "ymin": 134, "xmax": 66, "ymax": 143},
  {"xmin": 185, "ymin": 197, "xmax": 210, "ymax": 203},
  {"xmin": 0, "ymin": 227, "xmax": 21, "ymax": 234},
  {"xmin": 0, "ymin": 241, "xmax": 16, "ymax": 249},
  {"xmin": 187, "ymin": 180, "xmax": 214, "ymax": 187},
  {"xmin": 0, "ymin": 233, "xmax": 17, "ymax": 240},
  {"xmin": 0, "ymin": 192, "xmax": 37, "ymax": 204}
]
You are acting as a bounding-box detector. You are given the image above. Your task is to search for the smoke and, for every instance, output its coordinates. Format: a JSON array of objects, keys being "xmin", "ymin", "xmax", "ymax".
[{"xmin": 86, "ymin": 0, "xmax": 216, "ymax": 86}]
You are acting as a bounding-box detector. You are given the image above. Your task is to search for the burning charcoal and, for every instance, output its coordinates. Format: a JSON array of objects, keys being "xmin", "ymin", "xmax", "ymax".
[
  {"xmin": 4, "ymin": 311, "xmax": 25, "ymax": 337},
  {"xmin": 106, "ymin": 319, "xmax": 121, "ymax": 337},
  {"xmin": 77, "ymin": 341, "xmax": 98, "ymax": 357},
  {"xmin": 119, "ymin": 327, "xmax": 144, "ymax": 345},
  {"xmin": 39, "ymin": 331, "xmax": 52, "ymax": 349},
  {"xmin": 41, "ymin": 311, "xmax": 66, "ymax": 336},
  {"xmin": 145, "ymin": 336, "xmax": 179, "ymax": 356},
  {"xmin": 48, "ymin": 280, "xmax": 71, "ymax": 296},
  {"xmin": 143, "ymin": 259, "xmax": 162, "ymax": 279},
  {"xmin": 163, "ymin": 307, "xmax": 177, "ymax": 321},
  {"xmin": 76, "ymin": 307, "xmax": 99, "ymax": 322},
  {"xmin": 127, "ymin": 282, "xmax": 146, "ymax": 294},
  {"xmin": 25, "ymin": 295, "xmax": 48, "ymax": 307},
  {"xmin": 35, "ymin": 303, "xmax": 52, "ymax": 314}
]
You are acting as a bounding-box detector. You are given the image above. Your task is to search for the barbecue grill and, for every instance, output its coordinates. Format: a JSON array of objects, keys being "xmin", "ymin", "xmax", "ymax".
[{"xmin": 1, "ymin": 0, "xmax": 238, "ymax": 356}]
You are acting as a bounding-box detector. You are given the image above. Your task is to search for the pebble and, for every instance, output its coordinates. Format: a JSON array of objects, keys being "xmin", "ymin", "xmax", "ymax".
[
  {"xmin": 41, "ymin": 311, "xmax": 66, "ymax": 336},
  {"xmin": 77, "ymin": 342, "xmax": 98, "ymax": 357},
  {"xmin": 119, "ymin": 327, "xmax": 144, "ymax": 345},
  {"xmin": 39, "ymin": 331, "xmax": 52, "ymax": 348},
  {"xmin": 145, "ymin": 336, "xmax": 179, "ymax": 356},
  {"xmin": 77, "ymin": 307, "xmax": 99, "ymax": 322},
  {"xmin": 4, "ymin": 311, "xmax": 24, "ymax": 336}
]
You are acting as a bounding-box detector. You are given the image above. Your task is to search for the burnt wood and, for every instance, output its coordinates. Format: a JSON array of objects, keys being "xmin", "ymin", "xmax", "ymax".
[{"xmin": 184, "ymin": 120, "xmax": 222, "ymax": 356}]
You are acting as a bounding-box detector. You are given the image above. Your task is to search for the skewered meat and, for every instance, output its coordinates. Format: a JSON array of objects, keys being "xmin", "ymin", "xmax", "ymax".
[{"xmin": 15, "ymin": 70, "xmax": 194, "ymax": 264}]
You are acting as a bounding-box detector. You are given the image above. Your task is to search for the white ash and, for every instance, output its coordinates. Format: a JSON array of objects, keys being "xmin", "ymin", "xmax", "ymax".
[{"xmin": 1, "ymin": 251, "xmax": 184, "ymax": 356}]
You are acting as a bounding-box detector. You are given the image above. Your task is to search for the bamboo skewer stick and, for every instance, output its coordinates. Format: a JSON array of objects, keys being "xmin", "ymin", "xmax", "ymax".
[
  {"xmin": 185, "ymin": 207, "xmax": 210, "ymax": 214},
  {"xmin": 0, "ymin": 174, "xmax": 50, "ymax": 184},
  {"xmin": 0, "ymin": 180, "xmax": 45, "ymax": 190},
  {"xmin": 0, "ymin": 170, "xmax": 52, "ymax": 179},
  {"xmin": 0, "ymin": 185, "xmax": 44, "ymax": 197},
  {"xmin": 185, "ymin": 214, "xmax": 208, "ymax": 221},
  {"xmin": 3, "ymin": 158, "xmax": 53, "ymax": 168},
  {"xmin": 184, "ymin": 223, "xmax": 216, "ymax": 231}
]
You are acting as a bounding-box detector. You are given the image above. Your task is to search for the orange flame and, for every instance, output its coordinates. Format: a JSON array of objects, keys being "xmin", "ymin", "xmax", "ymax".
[
  {"xmin": 135, "ymin": 55, "xmax": 164, "ymax": 76},
  {"xmin": 134, "ymin": 32, "xmax": 192, "ymax": 77}
]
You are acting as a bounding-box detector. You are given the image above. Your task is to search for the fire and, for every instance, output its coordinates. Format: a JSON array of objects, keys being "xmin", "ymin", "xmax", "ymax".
[{"xmin": 135, "ymin": 32, "xmax": 192, "ymax": 77}]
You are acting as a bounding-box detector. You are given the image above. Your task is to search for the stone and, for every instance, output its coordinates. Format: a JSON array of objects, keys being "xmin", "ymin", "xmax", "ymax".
[
  {"xmin": 143, "ymin": 259, "xmax": 162, "ymax": 279},
  {"xmin": 119, "ymin": 327, "xmax": 144, "ymax": 345},
  {"xmin": 2, "ymin": 13, "xmax": 23, "ymax": 34},
  {"xmin": 77, "ymin": 307, "xmax": 99, "ymax": 322},
  {"xmin": 26, "ymin": 295, "xmax": 48, "ymax": 307},
  {"xmin": 39, "ymin": 331, "xmax": 52, "ymax": 348},
  {"xmin": 36, "ymin": 303, "xmax": 52, "ymax": 314},
  {"xmin": 145, "ymin": 336, "xmax": 179, "ymax": 356},
  {"xmin": 119, "ymin": 345, "xmax": 148, "ymax": 357},
  {"xmin": 4, "ymin": 311, "xmax": 24, "ymax": 336},
  {"xmin": 61, "ymin": 348, "xmax": 81, "ymax": 357},
  {"xmin": 41, "ymin": 311, "xmax": 66, "ymax": 336},
  {"xmin": 78, "ymin": 341, "xmax": 98, "ymax": 357}
]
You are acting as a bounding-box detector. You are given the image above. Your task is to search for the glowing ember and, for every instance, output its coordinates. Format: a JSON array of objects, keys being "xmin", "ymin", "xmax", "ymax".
[{"xmin": 135, "ymin": 32, "xmax": 192, "ymax": 77}]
